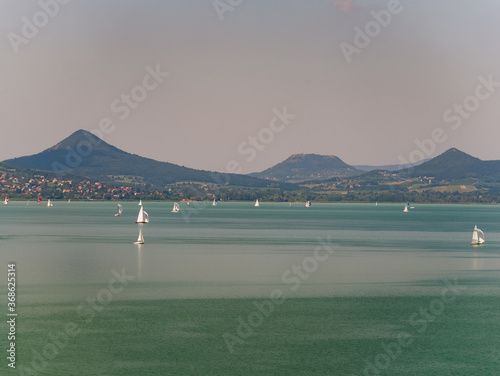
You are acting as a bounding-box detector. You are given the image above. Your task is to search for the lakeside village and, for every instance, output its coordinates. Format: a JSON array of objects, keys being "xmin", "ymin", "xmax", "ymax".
[
  {"xmin": 1, "ymin": 166, "xmax": 499, "ymax": 204},
  {"xmin": 0, "ymin": 169, "xmax": 216, "ymax": 202},
  {"xmin": 0, "ymin": 167, "xmax": 307, "ymax": 203}
]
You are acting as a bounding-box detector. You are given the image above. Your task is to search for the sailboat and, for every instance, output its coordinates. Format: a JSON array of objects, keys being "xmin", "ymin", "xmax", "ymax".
[
  {"xmin": 37, "ymin": 197, "xmax": 42, "ymax": 205},
  {"xmin": 470, "ymin": 225, "xmax": 485, "ymax": 245},
  {"xmin": 138, "ymin": 199, "xmax": 143, "ymax": 206},
  {"xmin": 4, "ymin": 196, "xmax": 9, "ymax": 205},
  {"xmin": 68, "ymin": 199, "xmax": 71, "ymax": 204},
  {"xmin": 403, "ymin": 205, "xmax": 408, "ymax": 212},
  {"xmin": 212, "ymin": 199, "xmax": 218, "ymax": 206},
  {"xmin": 376, "ymin": 202, "xmax": 378, "ymax": 206},
  {"xmin": 115, "ymin": 204, "xmax": 123, "ymax": 217},
  {"xmin": 171, "ymin": 202, "xmax": 180, "ymax": 213},
  {"xmin": 255, "ymin": 199, "xmax": 260, "ymax": 207},
  {"xmin": 47, "ymin": 199, "xmax": 53, "ymax": 207},
  {"xmin": 136, "ymin": 205, "xmax": 149, "ymax": 223},
  {"xmin": 133, "ymin": 229, "xmax": 144, "ymax": 245},
  {"xmin": 305, "ymin": 201, "xmax": 311, "ymax": 207}
]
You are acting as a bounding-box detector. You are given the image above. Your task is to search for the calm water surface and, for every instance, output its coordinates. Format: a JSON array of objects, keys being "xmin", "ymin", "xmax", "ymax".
[{"xmin": 0, "ymin": 202, "xmax": 499, "ymax": 375}]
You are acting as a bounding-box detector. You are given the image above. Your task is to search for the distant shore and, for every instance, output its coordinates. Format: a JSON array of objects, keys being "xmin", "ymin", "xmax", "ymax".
[{"xmin": 4, "ymin": 199, "xmax": 498, "ymax": 205}]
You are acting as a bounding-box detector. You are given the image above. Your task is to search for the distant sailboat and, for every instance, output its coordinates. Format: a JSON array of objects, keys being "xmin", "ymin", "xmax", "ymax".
[
  {"xmin": 37, "ymin": 197, "xmax": 42, "ymax": 205},
  {"xmin": 376, "ymin": 202, "xmax": 378, "ymax": 206},
  {"xmin": 212, "ymin": 199, "xmax": 218, "ymax": 206},
  {"xmin": 470, "ymin": 225, "xmax": 485, "ymax": 245},
  {"xmin": 68, "ymin": 199, "xmax": 71, "ymax": 204},
  {"xmin": 136, "ymin": 205, "xmax": 149, "ymax": 223},
  {"xmin": 171, "ymin": 202, "xmax": 180, "ymax": 213},
  {"xmin": 115, "ymin": 204, "xmax": 123, "ymax": 217},
  {"xmin": 4, "ymin": 196, "xmax": 9, "ymax": 205},
  {"xmin": 26, "ymin": 200, "xmax": 30, "ymax": 206},
  {"xmin": 255, "ymin": 199, "xmax": 260, "ymax": 207},
  {"xmin": 305, "ymin": 201, "xmax": 311, "ymax": 207},
  {"xmin": 289, "ymin": 202, "xmax": 292, "ymax": 207},
  {"xmin": 47, "ymin": 199, "xmax": 53, "ymax": 207},
  {"xmin": 403, "ymin": 205, "xmax": 408, "ymax": 212},
  {"xmin": 138, "ymin": 199, "xmax": 143, "ymax": 206},
  {"xmin": 133, "ymin": 229, "xmax": 144, "ymax": 245}
]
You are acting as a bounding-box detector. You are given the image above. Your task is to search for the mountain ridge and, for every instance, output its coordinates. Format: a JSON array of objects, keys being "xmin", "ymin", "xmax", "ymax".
[
  {"xmin": 250, "ymin": 153, "xmax": 362, "ymax": 182},
  {"xmin": 401, "ymin": 148, "xmax": 500, "ymax": 180},
  {"xmin": 4, "ymin": 130, "xmax": 297, "ymax": 189},
  {"xmin": 5, "ymin": 130, "xmax": 500, "ymax": 188}
]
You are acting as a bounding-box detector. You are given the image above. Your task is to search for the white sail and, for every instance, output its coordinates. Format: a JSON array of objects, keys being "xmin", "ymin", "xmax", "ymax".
[
  {"xmin": 478, "ymin": 229, "xmax": 485, "ymax": 244},
  {"xmin": 138, "ymin": 199, "xmax": 143, "ymax": 206},
  {"xmin": 212, "ymin": 199, "xmax": 217, "ymax": 206},
  {"xmin": 403, "ymin": 205, "xmax": 408, "ymax": 212},
  {"xmin": 171, "ymin": 202, "xmax": 180, "ymax": 213},
  {"xmin": 471, "ymin": 225, "xmax": 485, "ymax": 245},
  {"xmin": 136, "ymin": 205, "xmax": 149, "ymax": 223},
  {"xmin": 115, "ymin": 204, "xmax": 123, "ymax": 216},
  {"xmin": 47, "ymin": 199, "xmax": 53, "ymax": 207},
  {"xmin": 68, "ymin": 199, "xmax": 71, "ymax": 204},
  {"xmin": 255, "ymin": 199, "xmax": 260, "ymax": 207},
  {"xmin": 471, "ymin": 228, "xmax": 478, "ymax": 243},
  {"xmin": 4, "ymin": 197, "xmax": 8, "ymax": 205},
  {"xmin": 133, "ymin": 229, "xmax": 144, "ymax": 244},
  {"xmin": 305, "ymin": 201, "xmax": 311, "ymax": 207}
]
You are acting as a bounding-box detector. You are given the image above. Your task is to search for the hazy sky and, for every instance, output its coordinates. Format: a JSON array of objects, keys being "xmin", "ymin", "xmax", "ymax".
[{"xmin": 1, "ymin": 0, "xmax": 500, "ymax": 173}]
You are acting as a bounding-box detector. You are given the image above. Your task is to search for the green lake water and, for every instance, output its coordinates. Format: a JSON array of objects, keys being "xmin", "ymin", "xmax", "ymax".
[{"xmin": 0, "ymin": 202, "xmax": 499, "ymax": 375}]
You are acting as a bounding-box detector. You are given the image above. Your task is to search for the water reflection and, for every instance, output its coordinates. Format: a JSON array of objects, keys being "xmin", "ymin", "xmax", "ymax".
[
  {"xmin": 137, "ymin": 245, "xmax": 143, "ymax": 281},
  {"xmin": 471, "ymin": 250, "xmax": 484, "ymax": 271}
]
